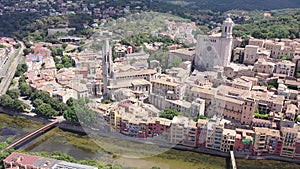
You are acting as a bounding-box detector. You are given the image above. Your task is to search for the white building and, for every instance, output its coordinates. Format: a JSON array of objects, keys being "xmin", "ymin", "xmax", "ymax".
[{"xmin": 195, "ymin": 18, "xmax": 234, "ymax": 71}]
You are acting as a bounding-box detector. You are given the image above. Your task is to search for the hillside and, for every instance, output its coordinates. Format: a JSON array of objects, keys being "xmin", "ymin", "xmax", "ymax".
[
  {"xmin": 103, "ymin": 12, "xmax": 190, "ymax": 37},
  {"xmin": 162, "ymin": 0, "xmax": 300, "ymax": 11}
]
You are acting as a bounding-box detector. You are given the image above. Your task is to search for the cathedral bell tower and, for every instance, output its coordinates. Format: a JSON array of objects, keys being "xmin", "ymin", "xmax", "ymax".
[
  {"xmin": 221, "ymin": 17, "xmax": 234, "ymax": 39},
  {"xmin": 102, "ymin": 39, "xmax": 113, "ymax": 99}
]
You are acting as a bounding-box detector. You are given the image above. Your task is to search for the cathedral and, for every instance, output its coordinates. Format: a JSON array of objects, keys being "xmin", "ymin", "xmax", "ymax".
[{"xmin": 194, "ymin": 17, "xmax": 234, "ymax": 71}]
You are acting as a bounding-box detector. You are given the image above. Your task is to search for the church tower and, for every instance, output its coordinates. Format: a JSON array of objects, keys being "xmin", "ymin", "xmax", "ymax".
[
  {"xmin": 221, "ymin": 17, "xmax": 234, "ymax": 39},
  {"xmin": 219, "ymin": 17, "xmax": 234, "ymax": 67},
  {"xmin": 102, "ymin": 39, "xmax": 113, "ymax": 99}
]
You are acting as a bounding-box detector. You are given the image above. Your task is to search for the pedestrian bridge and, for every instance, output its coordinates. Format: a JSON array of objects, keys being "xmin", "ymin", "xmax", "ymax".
[
  {"xmin": 3, "ymin": 119, "xmax": 61, "ymax": 151},
  {"xmin": 230, "ymin": 151, "xmax": 237, "ymax": 169}
]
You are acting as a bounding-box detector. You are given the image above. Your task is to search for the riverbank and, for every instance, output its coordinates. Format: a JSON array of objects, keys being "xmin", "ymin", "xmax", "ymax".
[{"xmin": 1, "ymin": 107, "xmax": 300, "ymax": 166}]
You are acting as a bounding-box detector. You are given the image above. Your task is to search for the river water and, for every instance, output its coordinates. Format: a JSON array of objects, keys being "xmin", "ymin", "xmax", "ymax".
[{"xmin": 0, "ymin": 113, "xmax": 299, "ymax": 169}]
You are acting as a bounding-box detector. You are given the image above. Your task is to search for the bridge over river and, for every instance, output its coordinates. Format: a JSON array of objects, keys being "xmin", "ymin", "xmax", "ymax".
[{"xmin": 2, "ymin": 119, "xmax": 63, "ymax": 152}]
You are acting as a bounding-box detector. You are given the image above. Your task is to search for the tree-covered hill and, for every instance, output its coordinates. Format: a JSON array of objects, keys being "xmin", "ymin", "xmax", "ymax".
[
  {"xmin": 233, "ymin": 9, "xmax": 300, "ymax": 39},
  {"xmin": 162, "ymin": 0, "xmax": 300, "ymax": 11}
]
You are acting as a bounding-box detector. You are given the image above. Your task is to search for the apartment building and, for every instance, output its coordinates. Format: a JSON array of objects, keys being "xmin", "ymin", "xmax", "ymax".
[
  {"xmin": 164, "ymin": 98, "xmax": 205, "ymax": 118},
  {"xmin": 249, "ymin": 38, "xmax": 265, "ymax": 48},
  {"xmin": 295, "ymin": 137, "xmax": 300, "ymax": 160},
  {"xmin": 191, "ymin": 98, "xmax": 206, "ymax": 117},
  {"xmin": 182, "ymin": 120, "xmax": 198, "ymax": 147},
  {"xmin": 166, "ymin": 99, "xmax": 191, "ymax": 114},
  {"xmin": 243, "ymin": 45, "xmax": 271, "ymax": 65},
  {"xmin": 252, "ymin": 92, "xmax": 285, "ymax": 114},
  {"xmin": 274, "ymin": 60, "xmax": 296, "ymax": 77},
  {"xmin": 231, "ymin": 77, "xmax": 253, "ymax": 90},
  {"xmin": 150, "ymin": 76, "xmax": 185, "ymax": 100},
  {"xmin": 234, "ymin": 128, "xmax": 254, "ymax": 151},
  {"xmin": 265, "ymin": 129, "xmax": 281, "ymax": 155},
  {"xmin": 224, "ymin": 64, "xmax": 254, "ymax": 79},
  {"xmin": 167, "ymin": 116, "xmax": 198, "ymax": 146},
  {"xmin": 243, "ymin": 45, "xmax": 259, "ymax": 65},
  {"xmin": 196, "ymin": 119, "xmax": 209, "ymax": 147},
  {"xmin": 65, "ymin": 82, "xmax": 89, "ymax": 99},
  {"xmin": 166, "ymin": 66, "xmax": 191, "ymax": 82},
  {"xmin": 215, "ymin": 95, "xmax": 244, "ymax": 122},
  {"xmin": 253, "ymin": 58, "xmax": 276, "ymax": 75},
  {"xmin": 169, "ymin": 48, "xmax": 195, "ymax": 63},
  {"xmin": 147, "ymin": 118, "xmax": 172, "ymax": 137},
  {"xmin": 241, "ymin": 98, "xmax": 257, "ymax": 125},
  {"xmin": 113, "ymin": 69, "xmax": 157, "ymax": 82},
  {"xmin": 281, "ymin": 126, "xmax": 299, "ymax": 158},
  {"xmin": 285, "ymin": 104, "xmax": 298, "ymax": 121},
  {"xmin": 253, "ymin": 127, "xmax": 281, "ymax": 156},
  {"xmin": 170, "ymin": 116, "xmax": 189, "ymax": 144},
  {"xmin": 186, "ymin": 85, "xmax": 215, "ymax": 107},
  {"xmin": 221, "ymin": 129, "xmax": 236, "ymax": 152},
  {"xmin": 206, "ymin": 121, "xmax": 224, "ymax": 151}
]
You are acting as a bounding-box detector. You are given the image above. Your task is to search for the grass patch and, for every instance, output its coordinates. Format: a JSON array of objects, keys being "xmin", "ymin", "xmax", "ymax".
[
  {"xmin": 0, "ymin": 113, "xmax": 42, "ymax": 131},
  {"xmin": 144, "ymin": 149, "xmax": 225, "ymax": 169},
  {"xmin": 65, "ymin": 133, "xmax": 102, "ymax": 153}
]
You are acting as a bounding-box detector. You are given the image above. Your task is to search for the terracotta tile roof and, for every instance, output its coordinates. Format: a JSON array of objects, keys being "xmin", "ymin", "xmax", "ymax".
[{"xmin": 4, "ymin": 152, "xmax": 39, "ymax": 166}]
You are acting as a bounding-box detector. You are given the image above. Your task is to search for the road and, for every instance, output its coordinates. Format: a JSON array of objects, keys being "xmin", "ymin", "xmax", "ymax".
[
  {"xmin": 0, "ymin": 48, "xmax": 17, "ymax": 77},
  {"xmin": 0, "ymin": 41, "xmax": 25, "ymax": 95}
]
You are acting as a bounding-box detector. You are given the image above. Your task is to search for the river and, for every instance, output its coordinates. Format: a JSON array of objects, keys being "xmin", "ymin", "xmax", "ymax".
[{"xmin": 0, "ymin": 113, "xmax": 299, "ymax": 169}]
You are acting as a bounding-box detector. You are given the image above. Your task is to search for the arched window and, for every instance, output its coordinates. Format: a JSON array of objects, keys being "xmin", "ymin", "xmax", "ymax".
[{"xmin": 224, "ymin": 26, "xmax": 227, "ymax": 33}]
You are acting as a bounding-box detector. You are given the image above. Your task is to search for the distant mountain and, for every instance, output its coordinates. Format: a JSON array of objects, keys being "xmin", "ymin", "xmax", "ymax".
[{"xmin": 162, "ymin": 0, "xmax": 300, "ymax": 11}]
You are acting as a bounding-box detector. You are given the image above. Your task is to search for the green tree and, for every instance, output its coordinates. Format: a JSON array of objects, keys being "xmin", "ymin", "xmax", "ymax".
[
  {"xmin": 36, "ymin": 103, "xmax": 58, "ymax": 117},
  {"xmin": 280, "ymin": 55, "xmax": 293, "ymax": 61},
  {"xmin": 66, "ymin": 97, "xmax": 75, "ymax": 107},
  {"xmin": 0, "ymin": 94, "xmax": 14, "ymax": 108},
  {"xmin": 31, "ymin": 90, "xmax": 51, "ymax": 103},
  {"xmin": 64, "ymin": 98, "xmax": 97, "ymax": 124},
  {"xmin": 56, "ymin": 63, "xmax": 64, "ymax": 70},
  {"xmin": 54, "ymin": 57, "xmax": 60, "ymax": 64},
  {"xmin": 198, "ymin": 115, "xmax": 208, "ymax": 120},
  {"xmin": 48, "ymin": 97, "xmax": 68, "ymax": 114},
  {"xmin": 7, "ymin": 89, "xmax": 20, "ymax": 99},
  {"xmin": 75, "ymin": 104, "xmax": 97, "ymax": 124},
  {"xmin": 160, "ymin": 109, "xmax": 179, "ymax": 120},
  {"xmin": 63, "ymin": 107, "xmax": 79, "ymax": 124},
  {"xmin": 19, "ymin": 83, "xmax": 32, "ymax": 96},
  {"xmin": 241, "ymin": 35, "xmax": 250, "ymax": 48},
  {"xmin": 102, "ymin": 99, "xmax": 113, "ymax": 104},
  {"xmin": 151, "ymin": 167, "xmax": 161, "ymax": 169},
  {"xmin": 33, "ymin": 99, "xmax": 44, "ymax": 108},
  {"xmin": 171, "ymin": 57, "xmax": 182, "ymax": 68},
  {"xmin": 18, "ymin": 74, "xmax": 26, "ymax": 84},
  {"xmin": 13, "ymin": 99, "xmax": 30, "ymax": 111},
  {"xmin": 15, "ymin": 63, "xmax": 28, "ymax": 77},
  {"xmin": 23, "ymin": 48, "xmax": 31, "ymax": 55}
]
